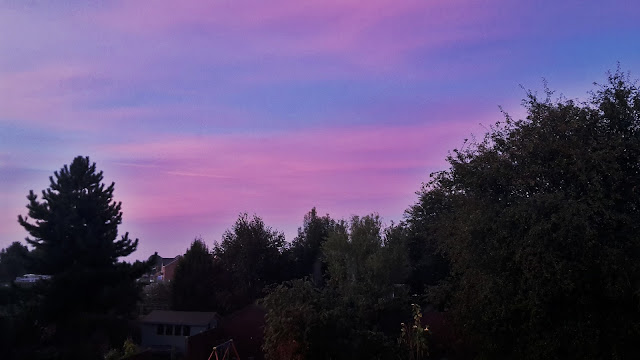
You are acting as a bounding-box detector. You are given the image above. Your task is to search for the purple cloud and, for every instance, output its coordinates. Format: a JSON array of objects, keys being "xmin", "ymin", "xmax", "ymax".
[{"xmin": 2, "ymin": 0, "xmax": 639, "ymax": 257}]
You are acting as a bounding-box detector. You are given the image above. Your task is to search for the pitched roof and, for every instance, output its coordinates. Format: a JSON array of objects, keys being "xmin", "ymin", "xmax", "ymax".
[
  {"xmin": 161, "ymin": 256, "xmax": 180, "ymax": 266},
  {"xmin": 141, "ymin": 310, "xmax": 220, "ymax": 326}
]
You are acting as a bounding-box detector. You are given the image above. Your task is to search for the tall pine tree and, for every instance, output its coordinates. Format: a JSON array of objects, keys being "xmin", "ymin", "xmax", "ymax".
[{"xmin": 18, "ymin": 156, "xmax": 146, "ymax": 317}]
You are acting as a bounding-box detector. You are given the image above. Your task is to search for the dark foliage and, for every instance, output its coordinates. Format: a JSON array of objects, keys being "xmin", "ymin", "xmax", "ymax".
[
  {"xmin": 171, "ymin": 238, "xmax": 218, "ymax": 311},
  {"xmin": 19, "ymin": 157, "xmax": 138, "ymax": 273},
  {"xmin": 213, "ymin": 213, "xmax": 287, "ymax": 311},
  {"xmin": 289, "ymin": 208, "xmax": 337, "ymax": 283},
  {"xmin": 14, "ymin": 156, "xmax": 148, "ymax": 358},
  {"xmin": 408, "ymin": 69, "xmax": 640, "ymax": 359},
  {"xmin": 262, "ymin": 279, "xmax": 405, "ymax": 360},
  {"xmin": 263, "ymin": 215, "xmax": 412, "ymax": 360},
  {"xmin": 0, "ymin": 241, "xmax": 30, "ymax": 283}
]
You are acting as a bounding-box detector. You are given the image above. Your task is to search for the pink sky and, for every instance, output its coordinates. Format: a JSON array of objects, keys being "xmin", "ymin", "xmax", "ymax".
[{"xmin": 1, "ymin": 0, "xmax": 639, "ymax": 259}]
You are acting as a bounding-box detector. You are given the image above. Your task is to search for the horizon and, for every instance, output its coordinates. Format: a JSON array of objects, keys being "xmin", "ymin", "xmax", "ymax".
[{"xmin": 2, "ymin": 1, "xmax": 640, "ymax": 260}]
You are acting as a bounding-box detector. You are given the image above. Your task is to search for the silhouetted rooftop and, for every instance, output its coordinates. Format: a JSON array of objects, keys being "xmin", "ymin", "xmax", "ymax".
[{"xmin": 140, "ymin": 310, "xmax": 219, "ymax": 326}]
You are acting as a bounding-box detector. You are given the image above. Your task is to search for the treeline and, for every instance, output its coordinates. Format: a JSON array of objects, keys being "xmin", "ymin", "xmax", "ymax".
[
  {"xmin": 167, "ymin": 211, "xmax": 419, "ymax": 313},
  {"xmin": 2, "ymin": 69, "xmax": 640, "ymax": 359},
  {"xmin": 164, "ymin": 211, "xmax": 427, "ymax": 359},
  {"xmin": 158, "ymin": 69, "xmax": 640, "ymax": 360}
]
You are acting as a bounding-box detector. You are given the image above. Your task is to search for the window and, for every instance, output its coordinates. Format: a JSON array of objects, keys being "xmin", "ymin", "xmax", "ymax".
[
  {"xmin": 165, "ymin": 324, "xmax": 173, "ymax": 335},
  {"xmin": 174, "ymin": 325, "xmax": 182, "ymax": 336},
  {"xmin": 157, "ymin": 324, "xmax": 164, "ymax": 335},
  {"xmin": 183, "ymin": 325, "xmax": 191, "ymax": 336}
]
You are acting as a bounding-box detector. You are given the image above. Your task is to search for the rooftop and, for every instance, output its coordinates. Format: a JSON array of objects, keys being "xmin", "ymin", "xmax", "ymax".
[{"xmin": 141, "ymin": 310, "xmax": 219, "ymax": 326}]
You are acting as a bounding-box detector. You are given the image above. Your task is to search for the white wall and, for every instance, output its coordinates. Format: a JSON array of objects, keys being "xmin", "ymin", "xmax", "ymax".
[
  {"xmin": 140, "ymin": 323, "xmax": 211, "ymax": 353},
  {"xmin": 141, "ymin": 324, "xmax": 188, "ymax": 353}
]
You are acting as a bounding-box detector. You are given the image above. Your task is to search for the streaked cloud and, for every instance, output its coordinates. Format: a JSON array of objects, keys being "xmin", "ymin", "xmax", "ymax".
[{"xmin": 1, "ymin": 0, "xmax": 639, "ymax": 257}]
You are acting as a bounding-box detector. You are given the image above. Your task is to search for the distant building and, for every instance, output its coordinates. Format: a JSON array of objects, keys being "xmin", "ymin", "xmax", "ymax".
[
  {"xmin": 139, "ymin": 310, "xmax": 220, "ymax": 354},
  {"xmin": 139, "ymin": 255, "xmax": 182, "ymax": 284},
  {"xmin": 160, "ymin": 256, "xmax": 181, "ymax": 283}
]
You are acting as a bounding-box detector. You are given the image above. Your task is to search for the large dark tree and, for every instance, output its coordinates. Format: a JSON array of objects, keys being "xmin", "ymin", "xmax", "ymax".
[
  {"xmin": 171, "ymin": 238, "xmax": 218, "ymax": 311},
  {"xmin": 408, "ymin": 70, "xmax": 640, "ymax": 359},
  {"xmin": 0, "ymin": 241, "xmax": 30, "ymax": 283},
  {"xmin": 17, "ymin": 156, "xmax": 146, "ymax": 317},
  {"xmin": 289, "ymin": 207, "xmax": 336, "ymax": 283},
  {"xmin": 214, "ymin": 213, "xmax": 286, "ymax": 310}
]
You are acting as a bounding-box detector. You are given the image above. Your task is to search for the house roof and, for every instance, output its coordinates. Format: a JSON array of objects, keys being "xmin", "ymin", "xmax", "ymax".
[
  {"xmin": 163, "ymin": 258, "xmax": 181, "ymax": 270},
  {"xmin": 161, "ymin": 256, "xmax": 180, "ymax": 266},
  {"xmin": 141, "ymin": 310, "xmax": 220, "ymax": 326}
]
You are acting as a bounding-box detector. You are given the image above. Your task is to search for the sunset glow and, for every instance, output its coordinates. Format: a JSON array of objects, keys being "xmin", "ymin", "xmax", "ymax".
[{"xmin": 2, "ymin": 0, "xmax": 639, "ymax": 258}]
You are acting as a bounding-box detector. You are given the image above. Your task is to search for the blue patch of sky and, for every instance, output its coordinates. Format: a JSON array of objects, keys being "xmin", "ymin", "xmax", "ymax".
[{"xmin": 0, "ymin": 123, "xmax": 78, "ymax": 152}]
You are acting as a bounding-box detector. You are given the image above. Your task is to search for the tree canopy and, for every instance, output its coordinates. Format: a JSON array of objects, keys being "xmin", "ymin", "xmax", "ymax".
[
  {"xmin": 0, "ymin": 242, "xmax": 29, "ymax": 283},
  {"xmin": 17, "ymin": 156, "xmax": 146, "ymax": 317},
  {"xmin": 263, "ymin": 214, "xmax": 412, "ymax": 360},
  {"xmin": 407, "ymin": 69, "xmax": 640, "ymax": 359},
  {"xmin": 171, "ymin": 238, "xmax": 218, "ymax": 311},
  {"xmin": 289, "ymin": 207, "xmax": 337, "ymax": 283},
  {"xmin": 19, "ymin": 156, "xmax": 138, "ymax": 271},
  {"xmin": 323, "ymin": 215, "xmax": 409, "ymax": 300},
  {"xmin": 213, "ymin": 213, "xmax": 287, "ymax": 310}
]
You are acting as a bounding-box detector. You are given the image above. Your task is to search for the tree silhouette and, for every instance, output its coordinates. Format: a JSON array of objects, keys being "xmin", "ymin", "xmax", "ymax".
[
  {"xmin": 18, "ymin": 156, "xmax": 146, "ymax": 317},
  {"xmin": 0, "ymin": 242, "xmax": 30, "ymax": 283},
  {"xmin": 409, "ymin": 69, "xmax": 640, "ymax": 359},
  {"xmin": 289, "ymin": 208, "xmax": 336, "ymax": 283},
  {"xmin": 172, "ymin": 238, "xmax": 218, "ymax": 311},
  {"xmin": 214, "ymin": 213, "xmax": 286, "ymax": 310}
]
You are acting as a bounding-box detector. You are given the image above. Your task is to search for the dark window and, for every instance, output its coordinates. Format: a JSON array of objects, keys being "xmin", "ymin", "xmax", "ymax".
[
  {"xmin": 183, "ymin": 325, "xmax": 191, "ymax": 336},
  {"xmin": 157, "ymin": 324, "xmax": 164, "ymax": 335},
  {"xmin": 165, "ymin": 324, "xmax": 173, "ymax": 335},
  {"xmin": 174, "ymin": 325, "xmax": 181, "ymax": 336}
]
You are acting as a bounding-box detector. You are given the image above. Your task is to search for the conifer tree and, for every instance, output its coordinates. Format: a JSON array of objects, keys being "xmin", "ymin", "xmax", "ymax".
[{"xmin": 18, "ymin": 156, "xmax": 145, "ymax": 317}]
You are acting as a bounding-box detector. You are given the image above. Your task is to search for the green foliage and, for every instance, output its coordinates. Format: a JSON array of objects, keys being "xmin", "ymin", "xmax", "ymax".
[
  {"xmin": 123, "ymin": 338, "xmax": 137, "ymax": 357},
  {"xmin": 262, "ymin": 280, "xmax": 317, "ymax": 360},
  {"xmin": 323, "ymin": 215, "xmax": 409, "ymax": 302},
  {"xmin": 263, "ymin": 215, "xmax": 412, "ymax": 360},
  {"xmin": 141, "ymin": 281, "xmax": 172, "ymax": 313},
  {"xmin": 0, "ymin": 241, "xmax": 30, "ymax": 283},
  {"xmin": 104, "ymin": 348, "xmax": 121, "ymax": 360},
  {"xmin": 323, "ymin": 216, "xmax": 380, "ymax": 294},
  {"xmin": 380, "ymin": 223, "xmax": 412, "ymax": 289},
  {"xmin": 103, "ymin": 338, "xmax": 138, "ymax": 360},
  {"xmin": 171, "ymin": 238, "xmax": 218, "ymax": 311},
  {"xmin": 262, "ymin": 279, "xmax": 401, "ymax": 360},
  {"xmin": 404, "ymin": 195, "xmax": 451, "ymax": 297},
  {"xmin": 408, "ymin": 69, "xmax": 640, "ymax": 359},
  {"xmin": 399, "ymin": 304, "xmax": 430, "ymax": 360},
  {"xmin": 289, "ymin": 208, "xmax": 337, "ymax": 283},
  {"xmin": 214, "ymin": 213, "xmax": 287, "ymax": 310}
]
